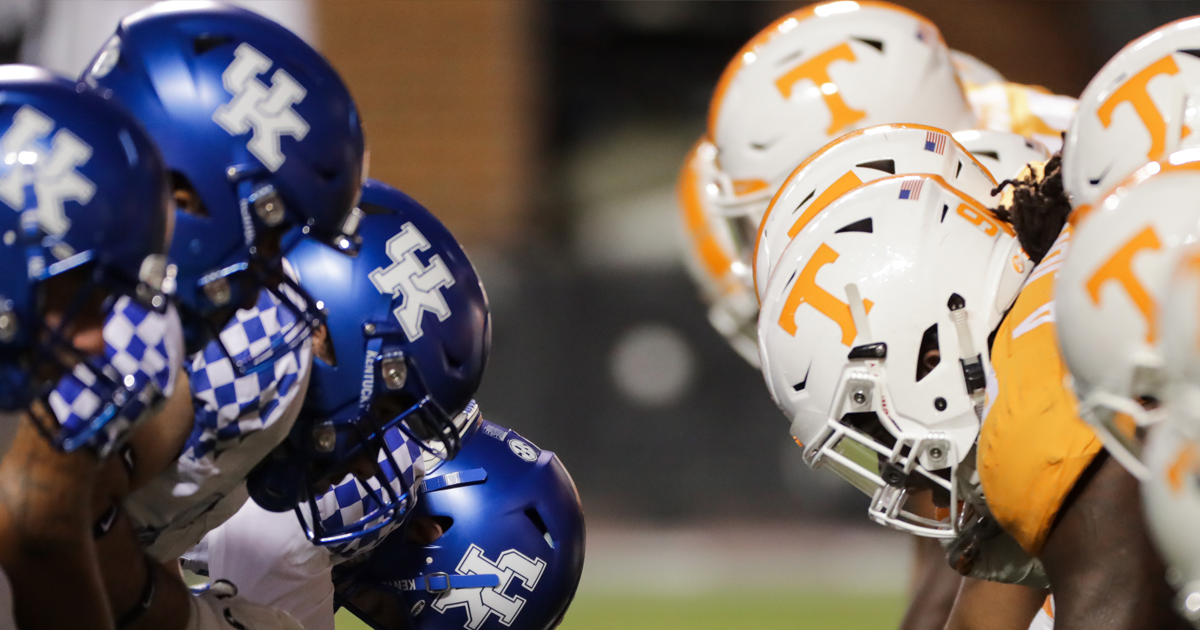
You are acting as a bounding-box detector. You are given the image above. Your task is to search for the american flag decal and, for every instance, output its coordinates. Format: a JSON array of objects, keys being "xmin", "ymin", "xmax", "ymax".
[
  {"xmin": 898, "ymin": 179, "xmax": 924, "ymax": 200},
  {"xmin": 924, "ymin": 131, "xmax": 947, "ymax": 155}
]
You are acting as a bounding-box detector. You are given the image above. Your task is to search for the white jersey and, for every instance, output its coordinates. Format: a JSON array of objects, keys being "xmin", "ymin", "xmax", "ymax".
[
  {"xmin": 967, "ymin": 82, "xmax": 1078, "ymax": 153},
  {"xmin": 194, "ymin": 409, "xmax": 449, "ymax": 630},
  {"xmin": 202, "ymin": 501, "xmax": 337, "ymax": 630},
  {"xmin": 124, "ymin": 288, "xmax": 312, "ymax": 562}
]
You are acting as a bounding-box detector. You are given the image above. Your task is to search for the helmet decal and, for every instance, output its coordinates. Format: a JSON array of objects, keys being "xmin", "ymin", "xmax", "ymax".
[
  {"xmin": 368, "ymin": 222, "xmax": 456, "ymax": 342},
  {"xmin": 776, "ymin": 243, "xmax": 873, "ymax": 345},
  {"xmin": 429, "ymin": 544, "xmax": 547, "ymax": 629},
  {"xmin": 0, "ymin": 105, "xmax": 95, "ymax": 237},
  {"xmin": 212, "ymin": 42, "xmax": 310, "ymax": 172},
  {"xmin": 1085, "ymin": 226, "xmax": 1162, "ymax": 344},
  {"xmin": 774, "ymin": 41, "xmax": 869, "ymax": 136},
  {"xmin": 1096, "ymin": 55, "xmax": 1183, "ymax": 163}
]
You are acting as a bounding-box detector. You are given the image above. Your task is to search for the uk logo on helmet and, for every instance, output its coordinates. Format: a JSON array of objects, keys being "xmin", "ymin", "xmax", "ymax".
[
  {"xmin": 212, "ymin": 42, "xmax": 309, "ymax": 172},
  {"xmin": 368, "ymin": 222, "xmax": 455, "ymax": 341},
  {"xmin": 432, "ymin": 544, "xmax": 547, "ymax": 630},
  {"xmin": 0, "ymin": 105, "xmax": 95, "ymax": 237}
]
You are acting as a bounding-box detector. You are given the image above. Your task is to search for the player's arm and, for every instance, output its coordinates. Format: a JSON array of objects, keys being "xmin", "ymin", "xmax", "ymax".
[
  {"xmin": 89, "ymin": 369, "xmax": 203, "ymax": 630},
  {"xmin": 943, "ymin": 578, "xmax": 1045, "ymax": 630},
  {"xmin": 1039, "ymin": 453, "xmax": 1190, "ymax": 630},
  {"xmin": 0, "ymin": 419, "xmax": 113, "ymax": 630},
  {"xmin": 92, "ymin": 501, "xmax": 193, "ymax": 630},
  {"xmin": 120, "ymin": 368, "xmax": 198, "ymax": 492},
  {"xmin": 898, "ymin": 536, "xmax": 961, "ymax": 630}
]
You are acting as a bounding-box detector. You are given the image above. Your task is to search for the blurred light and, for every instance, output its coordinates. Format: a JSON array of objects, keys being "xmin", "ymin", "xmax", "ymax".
[
  {"xmin": 1170, "ymin": 148, "xmax": 1200, "ymax": 165},
  {"xmin": 610, "ymin": 323, "xmax": 695, "ymax": 407},
  {"xmin": 820, "ymin": 82, "xmax": 839, "ymax": 95},
  {"xmin": 815, "ymin": 1, "xmax": 860, "ymax": 17},
  {"xmin": 778, "ymin": 17, "xmax": 799, "ymax": 34},
  {"xmin": 742, "ymin": 51, "xmax": 757, "ymax": 65},
  {"xmin": 17, "ymin": 151, "xmax": 35, "ymax": 165}
]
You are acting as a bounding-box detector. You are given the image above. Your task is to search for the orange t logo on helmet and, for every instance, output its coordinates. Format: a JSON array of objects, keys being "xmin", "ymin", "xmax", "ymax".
[
  {"xmin": 1085, "ymin": 226, "xmax": 1163, "ymax": 343},
  {"xmin": 1097, "ymin": 55, "xmax": 1183, "ymax": 160},
  {"xmin": 777, "ymin": 243, "xmax": 872, "ymax": 344},
  {"xmin": 775, "ymin": 42, "xmax": 868, "ymax": 136}
]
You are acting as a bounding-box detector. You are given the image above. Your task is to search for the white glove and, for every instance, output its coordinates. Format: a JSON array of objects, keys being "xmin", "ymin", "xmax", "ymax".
[{"xmin": 187, "ymin": 580, "xmax": 305, "ymax": 630}]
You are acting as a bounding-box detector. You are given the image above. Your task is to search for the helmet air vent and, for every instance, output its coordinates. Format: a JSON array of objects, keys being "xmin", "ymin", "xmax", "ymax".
[
  {"xmin": 916, "ymin": 324, "xmax": 940, "ymax": 382},
  {"xmin": 192, "ymin": 34, "xmax": 235, "ymax": 56},
  {"xmin": 525, "ymin": 508, "xmax": 554, "ymax": 549}
]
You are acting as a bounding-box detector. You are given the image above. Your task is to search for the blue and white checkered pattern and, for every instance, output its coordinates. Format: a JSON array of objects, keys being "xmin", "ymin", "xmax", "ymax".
[
  {"xmin": 48, "ymin": 295, "xmax": 178, "ymax": 455},
  {"xmin": 312, "ymin": 425, "xmax": 425, "ymax": 562},
  {"xmin": 184, "ymin": 288, "xmax": 304, "ymax": 461}
]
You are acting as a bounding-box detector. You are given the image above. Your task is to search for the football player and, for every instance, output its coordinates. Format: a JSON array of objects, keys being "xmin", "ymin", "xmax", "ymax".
[
  {"xmin": 681, "ymin": 0, "xmax": 1074, "ymax": 375},
  {"xmin": 193, "ymin": 180, "xmax": 496, "ymax": 629},
  {"xmin": 1142, "ymin": 241, "xmax": 1200, "ymax": 627},
  {"xmin": 974, "ymin": 17, "xmax": 1200, "ymax": 629},
  {"xmin": 682, "ymin": 0, "xmax": 977, "ymax": 370},
  {"xmin": 245, "ymin": 178, "xmax": 490, "ymax": 549},
  {"xmin": 0, "ymin": 66, "xmax": 182, "ymax": 630},
  {"xmin": 754, "ymin": 170, "xmax": 1042, "ymax": 585},
  {"xmin": 73, "ymin": 3, "xmax": 366, "ymax": 628},
  {"xmin": 332, "ymin": 418, "xmax": 586, "ymax": 630}
]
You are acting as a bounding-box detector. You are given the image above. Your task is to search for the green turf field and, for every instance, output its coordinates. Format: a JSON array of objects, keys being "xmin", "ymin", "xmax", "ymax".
[{"xmin": 334, "ymin": 591, "xmax": 906, "ymax": 630}]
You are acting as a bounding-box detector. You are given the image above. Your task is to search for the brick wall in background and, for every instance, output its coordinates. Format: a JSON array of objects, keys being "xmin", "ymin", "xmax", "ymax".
[{"xmin": 317, "ymin": 0, "xmax": 538, "ymax": 250}]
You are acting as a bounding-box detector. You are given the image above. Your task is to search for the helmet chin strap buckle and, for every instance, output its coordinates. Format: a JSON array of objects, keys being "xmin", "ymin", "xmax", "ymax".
[
  {"xmin": 947, "ymin": 293, "xmax": 986, "ymax": 418},
  {"xmin": 249, "ymin": 184, "xmax": 285, "ymax": 227}
]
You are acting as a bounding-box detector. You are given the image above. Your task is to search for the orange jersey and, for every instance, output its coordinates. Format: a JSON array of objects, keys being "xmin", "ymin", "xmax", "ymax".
[
  {"xmin": 967, "ymin": 82, "xmax": 1077, "ymax": 154},
  {"xmin": 979, "ymin": 226, "xmax": 1104, "ymax": 556}
]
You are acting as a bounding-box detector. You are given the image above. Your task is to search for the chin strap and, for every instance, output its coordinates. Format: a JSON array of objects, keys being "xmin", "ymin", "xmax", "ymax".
[
  {"xmin": 948, "ymin": 293, "xmax": 986, "ymax": 419},
  {"xmin": 394, "ymin": 572, "xmax": 501, "ymax": 595}
]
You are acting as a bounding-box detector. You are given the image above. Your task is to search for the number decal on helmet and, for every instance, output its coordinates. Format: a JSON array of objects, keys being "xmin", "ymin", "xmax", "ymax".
[
  {"xmin": 777, "ymin": 243, "xmax": 872, "ymax": 344},
  {"xmin": 774, "ymin": 42, "xmax": 868, "ymax": 135},
  {"xmin": 955, "ymin": 203, "xmax": 1013, "ymax": 238},
  {"xmin": 1085, "ymin": 226, "xmax": 1163, "ymax": 343},
  {"xmin": 1097, "ymin": 55, "xmax": 1184, "ymax": 161}
]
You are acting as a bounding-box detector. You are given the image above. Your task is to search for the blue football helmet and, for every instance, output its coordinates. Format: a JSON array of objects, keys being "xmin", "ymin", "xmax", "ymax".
[
  {"xmin": 0, "ymin": 66, "xmax": 181, "ymax": 455},
  {"xmin": 81, "ymin": 1, "xmax": 366, "ymax": 373},
  {"xmin": 334, "ymin": 420, "xmax": 587, "ymax": 630},
  {"xmin": 247, "ymin": 179, "xmax": 491, "ymax": 545}
]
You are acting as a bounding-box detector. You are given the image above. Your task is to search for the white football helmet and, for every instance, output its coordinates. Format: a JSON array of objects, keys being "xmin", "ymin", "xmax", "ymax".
[
  {"xmin": 1063, "ymin": 16, "xmax": 1200, "ymax": 209},
  {"xmin": 1143, "ymin": 241, "xmax": 1200, "ymax": 624},
  {"xmin": 758, "ymin": 174, "xmax": 1029, "ymax": 537},
  {"xmin": 1056, "ymin": 154, "xmax": 1200, "ymax": 480},
  {"xmin": 678, "ymin": 138, "xmax": 761, "ymax": 367},
  {"xmin": 708, "ymin": 0, "xmax": 977, "ymax": 268},
  {"xmin": 952, "ymin": 129, "xmax": 1051, "ymax": 181},
  {"xmin": 951, "ymin": 50, "xmax": 1006, "ymax": 87},
  {"xmin": 753, "ymin": 124, "xmax": 1001, "ymax": 303}
]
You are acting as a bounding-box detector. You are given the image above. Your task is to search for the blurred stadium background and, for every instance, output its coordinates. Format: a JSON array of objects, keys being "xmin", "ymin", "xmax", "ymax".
[{"xmin": 7, "ymin": 1, "xmax": 1200, "ymax": 627}]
